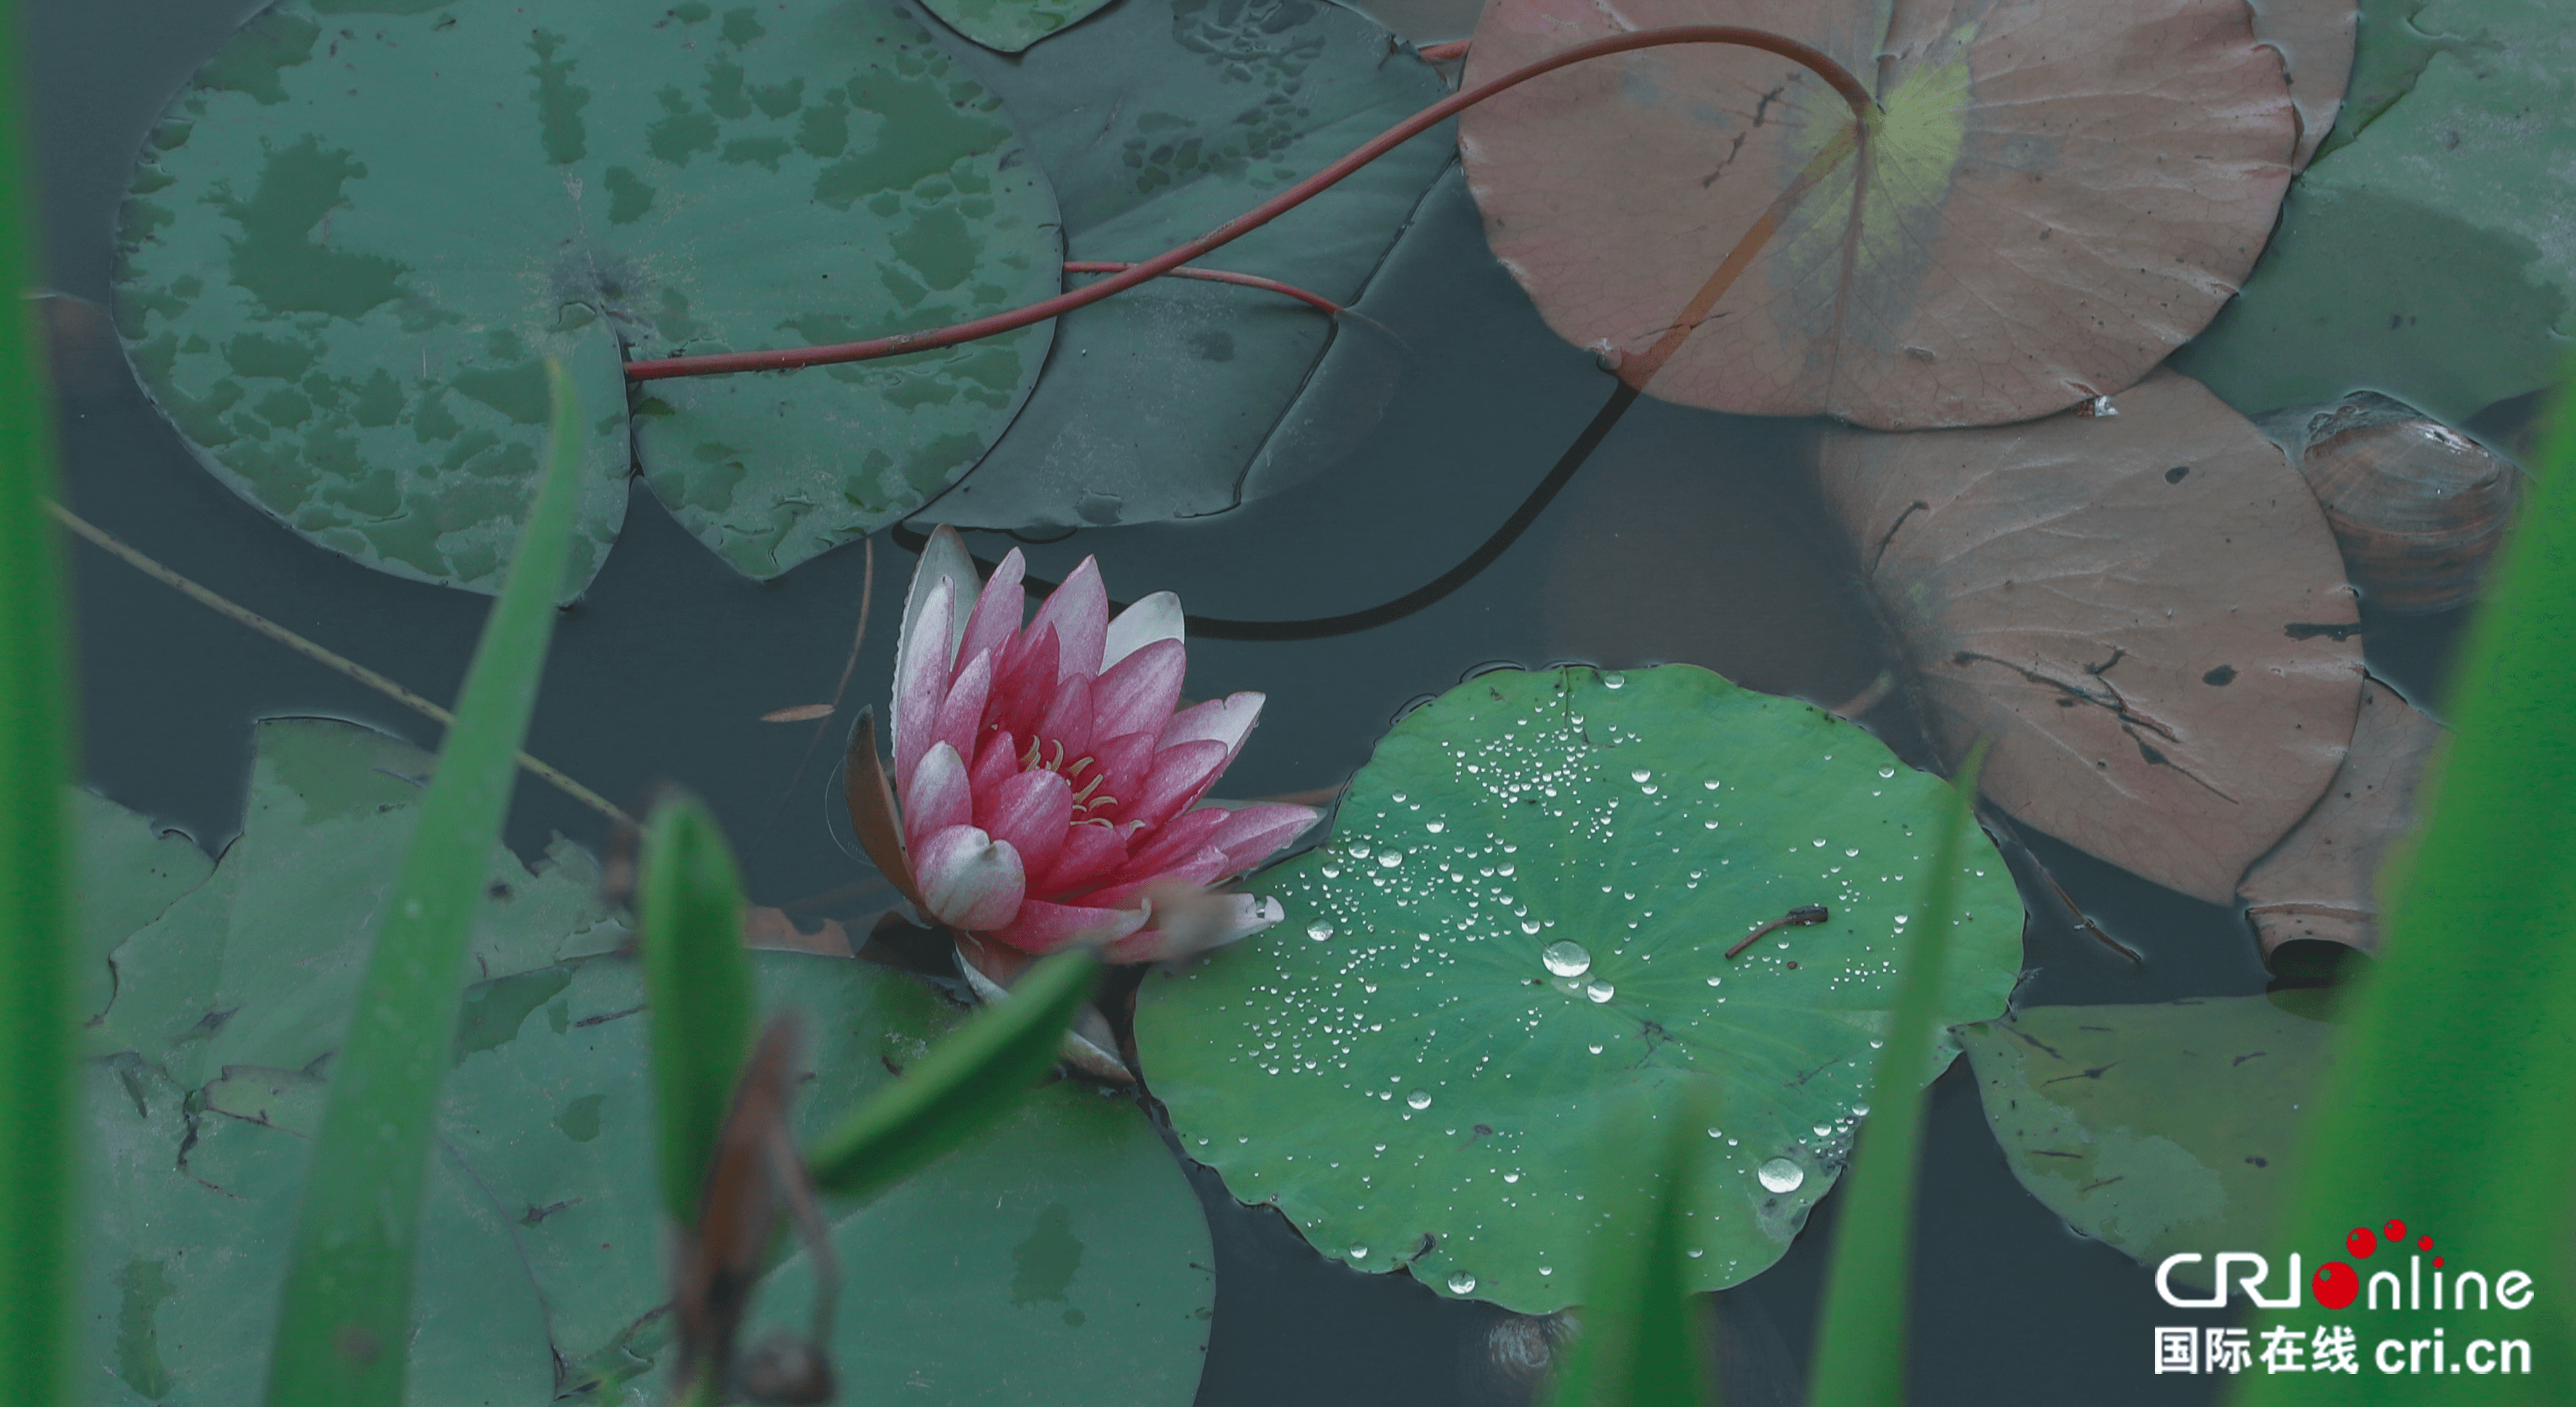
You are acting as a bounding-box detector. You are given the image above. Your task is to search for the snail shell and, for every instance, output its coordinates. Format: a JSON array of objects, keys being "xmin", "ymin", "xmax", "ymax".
[{"xmin": 2260, "ymin": 392, "xmax": 2520, "ymax": 613}]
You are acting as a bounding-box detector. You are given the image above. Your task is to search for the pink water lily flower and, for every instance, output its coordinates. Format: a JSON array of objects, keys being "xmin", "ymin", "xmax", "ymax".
[{"xmin": 878, "ymin": 527, "xmax": 1317, "ymax": 963}]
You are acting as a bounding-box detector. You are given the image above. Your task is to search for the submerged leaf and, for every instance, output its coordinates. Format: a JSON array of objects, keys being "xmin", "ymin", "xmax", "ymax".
[
  {"xmin": 920, "ymin": 0, "xmax": 1118, "ymax": 54},
  {"xmin": 911, "ymin": 0, "xmax": 1449, "ymax": 531},
  {"xmin": 116, "ymin": 0, "xmax": 1059, "ymax": 592},
  {"xmin": 75, "ymin": 720, "xmax": 1212, "ymax": 1406},
  {"xmin": 2238, "ymin": 677, "xmax": 2442, "ymax": 955},
  {"xmin": 1818, "ymin": 371, "xmax": 2364, "ymax": 904},
  {"xmin": 1458, "ymin": 0, "xmax": 2297, "ymax": 429},
  {"xmin": 2170, "ymin": 0, "xmax": 2576, "ymax": 425},
  {"xmin": 1135, "ymin": 665, "xmax": 2023, "ymax": 1313},
  {"xmin": 1959, "ymin": 998, "xmax": 2336, "ymax": 1285}
]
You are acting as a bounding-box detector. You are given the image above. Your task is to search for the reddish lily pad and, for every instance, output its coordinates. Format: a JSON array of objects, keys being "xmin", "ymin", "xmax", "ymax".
[
  {"xmin": 2238, "ymin": 676, "xmax": 2442, "ymax": 955},
  {"xmin": 1456, "ymin": 0, "xmax": 2298, "ymax": 429},
  {"xmin": 1816, "ymin": 371, "xmax": 2364, "ymax": 904}
]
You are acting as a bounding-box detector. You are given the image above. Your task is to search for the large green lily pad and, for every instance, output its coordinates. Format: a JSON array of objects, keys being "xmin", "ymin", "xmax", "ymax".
[
  {"xmin": 910, "ymin": 0, "xmax": 1450, "ymax": 531},
  {"xmin": 77, "ymin": 719, "xmax": 1213, "ymax": 1406},
  {"xmin": 1957, "ymin": 998, "xmax": 2338, "ymax": 1289},
  {"xmin": 1133, "ymin": 665, "xmax": 2024, "ymax": 1313},
  {"xmin": 116, "ymin": 0, "xmax": 1059, "ymax": 593},
  {"xmin": 2170, "ymin": 0, "xmax": 2575, "ymax": 425}
]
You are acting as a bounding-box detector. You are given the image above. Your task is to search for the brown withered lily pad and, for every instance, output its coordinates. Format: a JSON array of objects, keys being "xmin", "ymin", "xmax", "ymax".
[
  {"xmin": 1457, "ymin": 0, "xmax": 2297, "ymax": 429},
  {"xmin": 2238, "ymin": 676, "xmax": 2442, "ymax": 955},
  {"xmin": 1816, "ymin": 371, "xmax": 2364, "ymax": 903}
]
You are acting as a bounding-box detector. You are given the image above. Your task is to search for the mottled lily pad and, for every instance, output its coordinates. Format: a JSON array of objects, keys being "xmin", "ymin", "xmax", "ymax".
[
  {"xmin": 1959, "ymin": 998, "xmax": 2336, "ymax": 1287},
  {"xmin": 77, "ymin": 718, "xmax": 1214, "ymax": 1406},
  {"xmin": 1134, "ymin": 665, "xmax": 2024, "ymax": 1313},
  {"xmin": 116, "ymin": 0, "xmax": 1059, "ymax": 593},
  {"xmin": 910, "ymin": 0, "xmax": 1450, "ymax": 531},
  {"xmin": 2171, "ymin": 0, "xmax": 2575, "ymax": 424},
  {"xmin": 921, "ymin": 0, "xmax": 1119, "ymax": 54}
]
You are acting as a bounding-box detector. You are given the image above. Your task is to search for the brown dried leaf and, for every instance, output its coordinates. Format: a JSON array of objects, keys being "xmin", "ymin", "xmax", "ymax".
[
  {"xmin": 2248, "ymin": 0, "xmax": 2357, "ymax": 169},
  {"xmin": 1458, "ymin": 0, "xmax": 2297, "ymax": 428},
  {"xmin": 741, "ymin": 906, "xmax": 854, "ymax": 957},
  {"xmin": 2238, "ymin": 677, "xmax": 2442, "ymax": 955},
  {"xmin": 1818, "ymin": 371, "xmax": 2363, "ymax": 902}
]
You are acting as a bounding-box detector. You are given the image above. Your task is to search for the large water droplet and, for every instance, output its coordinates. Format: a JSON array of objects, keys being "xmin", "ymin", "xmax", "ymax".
[
  {"xmin": 1687, "ymin": 1248, "xmax": 1705, "ymax": 1259},
  {"xmin": 1541, "ymin": 941, "xmax": 1592, "ymax": 978},
  {"xmin": 1350, "ymin": 1242, "xmax": 1370, "ymax": 1260},
  {"xmin": 1448, "ymin": 1272, "xmax": 1478, "ymax": 1295},
  {"xmin": 1601, "ymin": 672, "xmax": 1626, "ymax": 689},
  {"xmin": 1407, "ymin": 1089, "xmax": 1433, "ymax": 1111},
  {"xmin": 1426, "ymin": 819, "xmax": 1446, "ymax": 833},
  {"xmin": 1757, "ymin": 1158, "xmax": 1806, "ymax": 1194},
  {"xmin": 1307, "ymin": 920, "xmax": 1335, "ymax": 942},
  {"xmin": 1585, "ymin": 979, "xmax": 1616, "ymax": 1004},
  {"xmin": 1879, "ymin": 765, "xmax": 1897, "ymax": 779},
  {"xmin": 1587, "ymin": 1042, "xmax": 1605, "ymax": 1055},
  {"xmin": 1813, "ymin": 1123, "xmax": 1834, "ymax": 1138},
  {"xmin": 1378, "ymin": 853, "xmax": 1403, "ymax": 868},
  {"xmin": 1631, "ymin": 768, "xmax": 1652, "ymax": 784}
]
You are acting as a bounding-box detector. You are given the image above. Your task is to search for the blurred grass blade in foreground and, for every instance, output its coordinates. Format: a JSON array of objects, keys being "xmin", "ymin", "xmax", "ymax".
[
  {"xmin": 1806, "ymin": 741, "xmax": 1990, "ymax": 1407},
  {"xmin": 639, "ymin": 792, "xmax": 758, "ymax": 1222},
  {"xmin": 2234, "ymin": 384, "xmax": 2576, "ymax": 1407},
  {"xmin": 1542, "ymin": 1089, "xmax": 1720, "ymax": 1407},
  {"xmin": 0, "ymin": 3, "xmax": 77, "ymax": 1398},
  {"xmin": 263, "ymin": 364, "xmax": 587, "ymax": 1407},
  {"xmin": 807, "ymin": 947, "xmax": 1102, "ymax": 1201}
]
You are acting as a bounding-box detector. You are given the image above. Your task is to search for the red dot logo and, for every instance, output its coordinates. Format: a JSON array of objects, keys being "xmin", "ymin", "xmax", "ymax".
[
  {"xmin": 2385, "ymin": 1218, "xmax": 2407, "ymax": 1242},
  {"xmin": 2315, "ymin": 1261, "xmax": 2360, "ymax": 1310},
  {"xmin": 2419, "ymin": 1235, "xmax": 2433, "ymax": 1251},
  {"xmin": 2346, "ymin": 1227, "xmax": 2378, "ymax": 1259}
]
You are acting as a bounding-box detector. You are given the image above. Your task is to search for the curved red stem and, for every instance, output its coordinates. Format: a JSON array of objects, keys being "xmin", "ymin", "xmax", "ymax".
[
  {"xmin": 1062, "ymin": 260, "xmax": 1345, "ymax": 316},
  {"xmin": 624, "ymin": 26, "xmax": 1875, "ymax": 382}
]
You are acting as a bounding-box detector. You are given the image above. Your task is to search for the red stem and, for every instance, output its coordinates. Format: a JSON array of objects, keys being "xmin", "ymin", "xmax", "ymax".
[
  {"xmin": 1062, "ymin": 260, "xmax": 1346, "ymax": 316},
  {"xmin": 625, "ymin": 26, "xmax": 1875, "ymax": 382}
]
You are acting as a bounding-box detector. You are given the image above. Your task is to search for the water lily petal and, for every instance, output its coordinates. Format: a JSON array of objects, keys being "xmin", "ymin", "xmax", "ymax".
[
  {"xmin": 914, "ymin": 824, "xmax": 1026, "ymax": 932},
  {"xmin": 979, "ymin": 766, "xmax": 1074, "ymax": 888},
  {"xmin": 1126, "ymin": 738, "xmax": 1231, "ymax": 835},
  {"xmin": 1206, "ymin": 803, "xmax": 1323, "ymax": 872},
  {"xmin": 969, "ymin": 727, "xmax": 1021, "ymax": 800},
  {"xmin": 901, "ymin": 741, "xmax": 974, "ymax": 849},
  {"xmin": 1158, "ymin": 691, "xmax": 1265, "ymax": 761},
  {"xmin": 956, "ymin": 547, "xmax": 1027, "ymax": 673},
  {"xmin": 1034, "ymin": 820, "xmax": 1132, "ymax": 896},
  {"xmin": 929, "ymin": 646, "xmax": 994, "ymax": 774},
  {"xmin": 1088, "ymin": 849, "xmax": 1234, "ymax": 911},
  {"xmin": 1082, "ymin": 732, "xmax": 1157, "ymax": 811},
  {"xmin": 1121, "ymin": 805, "xmax": 1234, "ymax": 877},
  {"xmin": 988, "ymin": 897, "xmax": 1151, "ymax": 955},
  {"xmin": 1106, "ymin": 891, "xmax": 1284, "ymax": 963},
  {"xmin": 1104, "ymin": 590, "xmax": 1185, "ymax": 669},
  {"xmin": 1025, "ymin": 555, "xmax": 1110, "ymax": 681},
  {"xmin": 1032, "ymin": 667, "xmax": 1097, "ymax": 764},
  {"xmin": 1092, "ymin": 638, "xmax": 1187, "ymax": 745},
  {"xmin": 891, "ymin": 574, "xmax": 958, "ymax": 785},
  {"xmin": 992, "ymin": 626, "xmax": 1060, "ymax": 742}
]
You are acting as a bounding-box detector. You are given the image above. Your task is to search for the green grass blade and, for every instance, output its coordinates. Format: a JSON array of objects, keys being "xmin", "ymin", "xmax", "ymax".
[
  {"xmin": 637, "ymin": 792, "xmax": 756, "ymax": 1224},
  {"xmin": 1542, "ymin": 1089, "xmax": 1720, "ymax": 1407},
  {"xmin": 2232, "ymin": 386, "xmax": 2576, "ymax": 1407},
  {"xmin": 807, "ymin": 948, "xmax": 1101, "ymax": 1201},
  {"xmin": 263, "ymin": 364, "xmax": 586, "ymax": 1407},
  {"xmin": 0, "ymin": 6, "xmax": 76, "ymax": 1402},
  {"xmin": 1806, "ymin": 741, "xmax": 1990, "ymax": 1407}
]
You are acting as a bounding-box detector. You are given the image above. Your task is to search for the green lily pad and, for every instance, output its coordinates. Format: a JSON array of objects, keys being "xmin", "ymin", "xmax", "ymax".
[
  {"xmin": 1957, "ymin": 998, "xmax": 2337, "ymax": 1289},
  {"xmin": 67, "ymin": 788, "xmax": 214, "ymax": 1031},
  {"xmin": 1132, "ymin": 665, "xmax": 2024, "ymax": 1313},
  {"xmin": 911, "ymin": 0, "xmax": 1449, "ymax": 531},
  {"xmin": 921, "ymin": 0, "xmax": 1118, "ymax": 54},
  {"xmin": 2170, "ymin": 0, "xmax": 2575, "ymax": 425},
  {"xmin": 116, "ymin": 0, "xmax": 1059, "ymax": 593},
  {"xmin": 76, "ymin": 718, "xmax": 1214, "ymax": 1406}
]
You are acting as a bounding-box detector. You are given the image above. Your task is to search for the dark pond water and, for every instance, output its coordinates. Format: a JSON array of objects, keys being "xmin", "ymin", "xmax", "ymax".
[{"xmin": 30, "ymin": 0, "xmax": 2489, "ymax": 1403}]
